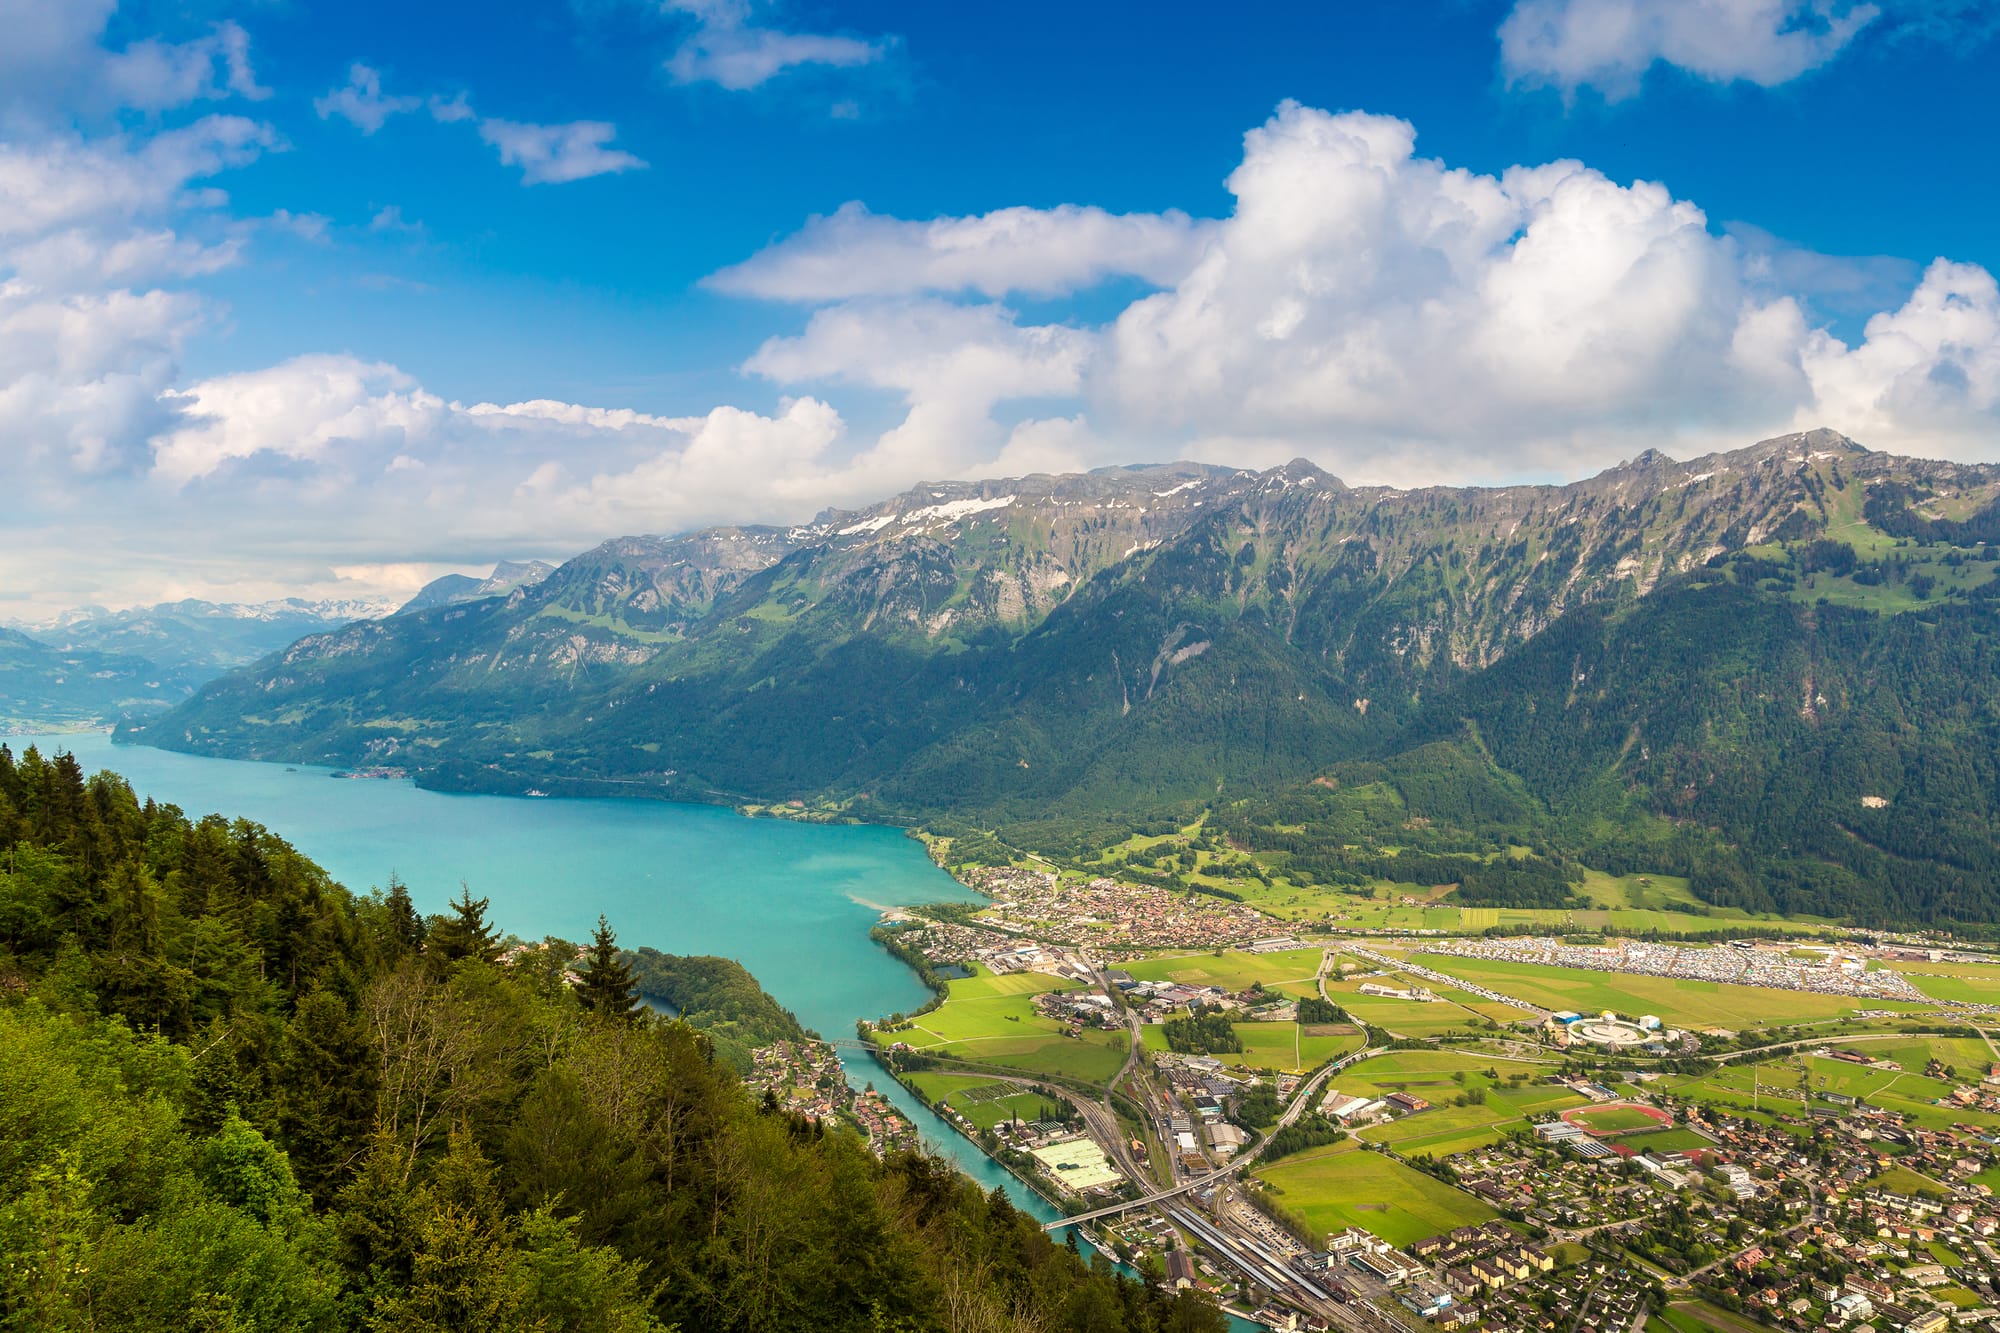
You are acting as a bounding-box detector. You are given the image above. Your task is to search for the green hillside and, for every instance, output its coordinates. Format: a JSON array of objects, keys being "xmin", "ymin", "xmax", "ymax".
[
  {"xmin": 0, "ymin": 746, "xmax": 1227, "ymax": 1332},
  {"xmin": 131, "ymin": 431, "xmax": 2000, "ymax": 927}
]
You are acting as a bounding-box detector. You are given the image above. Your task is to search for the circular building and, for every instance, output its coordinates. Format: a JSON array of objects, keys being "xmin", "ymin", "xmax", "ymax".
[{"xmin": 1569, "ymin": 1013, "xmax": 1650, "ymax": 1047}]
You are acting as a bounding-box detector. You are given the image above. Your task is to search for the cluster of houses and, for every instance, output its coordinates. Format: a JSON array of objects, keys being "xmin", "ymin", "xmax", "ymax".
[
  {"xmin": 746, "ymin": 1040, "xmax": 918, "ymax": 1157},
  {"xmin": 960, "ymin": 866, "xmax": 1274, "ymax": 949}
]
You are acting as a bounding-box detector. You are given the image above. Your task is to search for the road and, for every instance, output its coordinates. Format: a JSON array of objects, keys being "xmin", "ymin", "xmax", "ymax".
[
  {"xmin": 1042, "ymin": 1043, "xmax": 1383, "ymax": 1229},
  {"xmin": 1707, "ymin": 1031, "xmax": 1915, "ymax": 1064}
]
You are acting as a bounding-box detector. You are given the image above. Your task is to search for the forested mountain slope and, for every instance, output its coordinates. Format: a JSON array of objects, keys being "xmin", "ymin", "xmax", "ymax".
[
  {"xmin": 0, "ymin": 745, "xmax": 1227, "ymax": 1331},
  {"xmin": 134, "ymin": 430, "xmax": 2000, "ymax": 925}
]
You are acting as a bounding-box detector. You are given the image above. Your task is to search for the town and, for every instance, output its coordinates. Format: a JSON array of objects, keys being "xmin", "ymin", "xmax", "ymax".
[{"xmin": 834, "ymin": 850, "xmax": 2000, "ymax": 1333}]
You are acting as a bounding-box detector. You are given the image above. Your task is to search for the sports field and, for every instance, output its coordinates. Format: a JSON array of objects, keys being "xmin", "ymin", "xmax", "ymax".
[
  {"xmin": 877, "ymin": 965, "xmax": 1129, "ymax": 1085},
  {"xmin": 1256, "ymin": 1141, "xmax": 1496, "ymax": 1246},
  {"xmin": 1563, "ymin": 1104, "xmax": 1672, "ymax": 1133},
  {"xmin": 1410, "ymin": 953, "xmax": 1926, "ymax": 1028}
]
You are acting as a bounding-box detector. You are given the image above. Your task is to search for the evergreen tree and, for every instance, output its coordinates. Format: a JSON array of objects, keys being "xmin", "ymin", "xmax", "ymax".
[
  {"xmin": 427, "ymin": 884, "xmax": 501, "ymax": 965},
  {"xmin": 277, "ymin": 988, "xmax": 381, "ymax": 1201},
  {"xmin": 383, "ymin": 874, "xmax": 427, "ymax": 962},
  {"xmin": 576, "ymin": 916, "xmax": 640, "ymax": 1021}
]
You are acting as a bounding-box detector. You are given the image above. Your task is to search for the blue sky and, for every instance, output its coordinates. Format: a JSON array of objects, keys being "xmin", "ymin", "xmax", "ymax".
[{"xmin": 5, "ymin": 0, "xmax": 2000, "ymax": 612}]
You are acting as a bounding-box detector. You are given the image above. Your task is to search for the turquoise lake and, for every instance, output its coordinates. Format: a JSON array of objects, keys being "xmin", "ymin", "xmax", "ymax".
[{"xmin": 13, "ymin": 731, "xmax": 1264, "ymax": 1328}]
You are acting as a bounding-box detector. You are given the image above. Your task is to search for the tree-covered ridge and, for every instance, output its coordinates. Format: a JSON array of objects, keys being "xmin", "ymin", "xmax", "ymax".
[
  {"xmin": 623, "ymin": 948, "xmax": 812, "ymax": 1072},
  {"xmin": 133, "ymin": 429, "xmax": 2000, "ymax": 926},
  {"xmin": 0, "ymin": 747, "xmax": 1227, "ymax": 1332}
]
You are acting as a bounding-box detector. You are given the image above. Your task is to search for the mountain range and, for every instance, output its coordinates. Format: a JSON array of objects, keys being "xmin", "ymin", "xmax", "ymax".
[{"xmin": 124, "ymin": 430, "xmax": 2000, "ymax": 926}]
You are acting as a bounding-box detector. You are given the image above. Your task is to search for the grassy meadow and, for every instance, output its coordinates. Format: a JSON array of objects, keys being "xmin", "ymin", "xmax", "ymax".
[{"xmin": 1256, "ymin": 1141, "xmax": 1496, "ymax": 1246}]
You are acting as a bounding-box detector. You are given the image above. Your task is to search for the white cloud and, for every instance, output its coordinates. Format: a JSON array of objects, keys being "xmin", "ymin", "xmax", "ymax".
[
  {"xmin": 427, "ymin": 91, "xmax": 476, "ymax": 124},
  {"xmin": 728, "ymin": 100, "xmax": 2000, "ymax": 486},
  {"xmin": 1498, "ymin": 0, "xmax": 1880, "ymax": 96},
  {"xmin": 315, "ymin": 63, "xmax": 422, "ymax": 134},
  {"xmin": 1798, "ymin": 260, "xmax": 2000, "ymax": 451},
  {"xmin": 707, "ymin": 201, "xmax": 1214, "ymax": 301},
  {"xmin": 662, "ymin": 0, "xmax": 887, "ymax": 90},
  {"xmin": 369, "ymin": 205, "xmax": 423, "ymax": 235},
  {"xmin": 0, "ymin": 110, "xmax": 275, "ymax": 492},
  {"xmin": 0, "ymin": 118, "xmax": 275, "ymax": 249},
  {"xmin": 0, "ymin": 1, "xmax": 269, "ymax": 118},
  {"xmin": 747, "ymin": 298, "xmax": 1094, "ymax": 480},
  {"xmin": 1085, "ymin": 103, "xmax": 1809, "ymax": 478},
  {"xmin": 476, "ymin": 118, "xmax": 647, "ymax": 184},
  {"xmin": 151, "ymin": 355, "xmax": 448, "ymax": 484},
  {"xmin": 100, "ymin": 21, "xmax": 270, "ymax": 111}
]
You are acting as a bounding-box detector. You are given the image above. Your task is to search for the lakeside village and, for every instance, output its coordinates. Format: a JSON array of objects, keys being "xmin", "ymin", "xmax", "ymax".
[
  {"xmin": 743, "ymin": 1040, "xmax": 922, "ymax": 1157},
  {"xmin": 836, "ymin": 860, "xmax": 2000, "ymax": 1333}
]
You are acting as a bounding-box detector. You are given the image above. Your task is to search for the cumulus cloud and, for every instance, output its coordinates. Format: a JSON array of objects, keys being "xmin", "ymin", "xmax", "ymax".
[
  {"xmin": 315, "ymin": 63, "xmax": 422, "ymax": 134},
  {"xmin": 661, "ymin": 0, "xmax": 887, "ymax": 90},
  {"xmin": 151, "ymin": 355, "xmax": 448, "ymax": 484},
  {"xmin": 707, "ymin": 201, "xmax": 1214, "ymax": 301},
  {"xmin": 747, "ymin": 298, "xmax": 1094, "ymax": 480},
  {"xmin": 476, "ymin": 118, "xmax": 647, "ymax": 184},
  {"xmin": 1799, "ymin": 260, "xmax": 2000, "ymax": 450},
  {"xmin": 726, "ymin": 101, "xmax": 2000, "ymax": 486}
]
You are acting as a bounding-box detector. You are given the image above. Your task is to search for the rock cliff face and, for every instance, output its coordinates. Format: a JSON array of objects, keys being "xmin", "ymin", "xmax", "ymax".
[{"xmin": 132, "ymin": 430, "xmax": 1999, "ymax": 829}]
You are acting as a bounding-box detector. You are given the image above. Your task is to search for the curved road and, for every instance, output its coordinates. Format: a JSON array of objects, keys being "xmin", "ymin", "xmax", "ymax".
[{"xmin": 1042, "ymin": 1044, "xmax": 1384, "ymax": 1230}]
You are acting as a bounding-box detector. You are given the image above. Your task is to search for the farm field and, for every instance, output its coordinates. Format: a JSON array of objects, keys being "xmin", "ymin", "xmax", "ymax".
[
  {"xmin": 1409, "ymin": 953, "xmax": 1927, "ymax": 1028},
  {"xmin": 1325, "ymin": 981, "xmax": 1511, "ymax": 1037},
  {"xmin": 1257, "ymin": 1141, "xmax": 1496, "ymax": 1246},
  {"xmin": 902, "ymin": 1073, "xmax": 1064, "ymax": 1131},
  {"xmin": 1668, "ymin": 1041, "xmax": 2000, "ymax": 1132},
  {"xmin": 1140, "ymin": 1021, "xmax": 1362, "ymax": 1074},
  {"xmin": 875, "ymin": 965, "xmax": 1129, "ymax": 1086},
  {"xmin": 1884, "ymin": 969, "xmax": 2000, "ymax": 1004},
  {"xmin": 1579, "ymin": 871, "xmax": 1702, "ymax": 911},
  {"xmin": 1123, "ymin": 948, "xmax": 1324, "ymax": 993}
]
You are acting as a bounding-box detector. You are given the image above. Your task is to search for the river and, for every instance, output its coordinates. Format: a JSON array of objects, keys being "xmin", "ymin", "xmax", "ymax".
[{"xmin": 15, "ymin": 732, "xmax": 1262, "ymax": 1330}]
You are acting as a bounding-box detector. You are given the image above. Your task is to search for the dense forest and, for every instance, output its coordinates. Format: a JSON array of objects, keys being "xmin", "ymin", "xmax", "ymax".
[
  {"xmin": 622, "ymin": 949, "xmax": 813, "ymax": 1073},
  {"xmin": 0, "ymin": 745, "xmax": 1228, "ymax": 1332}
]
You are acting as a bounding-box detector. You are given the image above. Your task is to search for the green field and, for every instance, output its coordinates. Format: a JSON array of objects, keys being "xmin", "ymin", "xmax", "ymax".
[
  {"xmin": 1580, "ymin": 871, "xmax": 1702, "ymax": 911},
  {"xmin": 1257, "ymin": 1141, "xmax": 1496, "ymax": 1246},
  {"xmin": 903, "ymin": 1072, "xmax": 1065, "ymax": 1131},
  {"xmin": 876, "ymin": 965, "xmax": 1129, "ymax": 1085},
  {"xmin": 1884, "ymin": 967, "xmax": 2000, "ymax": 1004},
  {"xmin": 1615, "ymin": 1128, "xmax": 1712, "ymax": 1153},
  {"xmin": 1140, "ymin": 1020, "xmax": 1362, "ymax": 1074},
  {"xmin": 1672, "ymin": 1036, "xmax": 2000, "ymax": 1132},
  {"xmin": 1410, "ymin": 953, "xmax": 1926, "ymax": 1029},
  {"xmin": 1870, "ymin": 1165, "xmax": 1951, "ymax": 1199},
  {"xmin": 1123, "ymin": 948, "xmax": 1325, "ymax": 993},
  {"xmin": 1350, "ymin": 1058, "xmax": 1585, "ymax": 1155}
]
